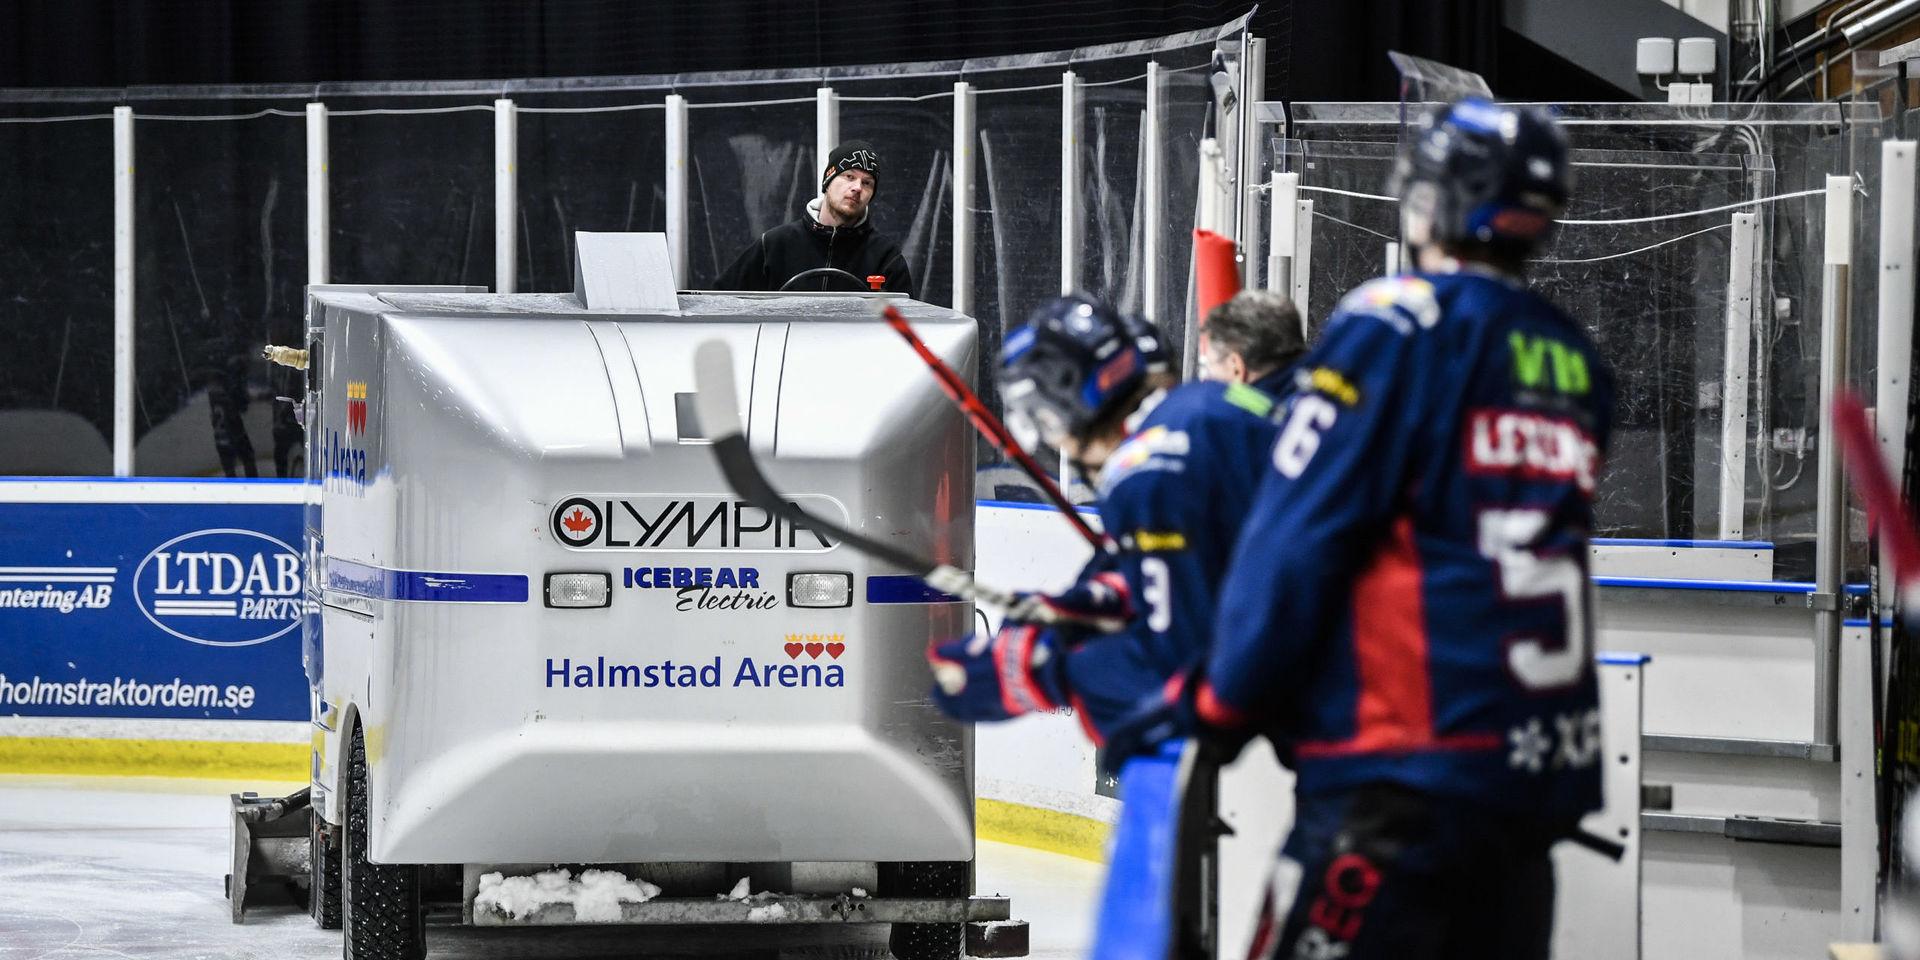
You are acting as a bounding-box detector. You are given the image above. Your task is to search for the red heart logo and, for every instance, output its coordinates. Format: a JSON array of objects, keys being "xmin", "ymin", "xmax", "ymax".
[
  {"xmin": 784, "ymin": 642, "xmax": 804, "ymax": 659},
  {"xmin": 805, "ymin": 643, "xmax": 825, "ymax": 659},
  {"xmin": 825, "ymin": 642, "xmax": 845, "ymax": 659}
]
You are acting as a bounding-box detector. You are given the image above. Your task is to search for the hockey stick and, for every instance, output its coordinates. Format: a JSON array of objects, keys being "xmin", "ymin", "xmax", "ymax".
[
  {"xmin": 694, "ymin": 338, "xmax": 1038, "ymax": 616},
  {"xmin": 1834, "ymin": 390, "xmax": 1920, "ymax": 605},
  {"xmin": 880, "ymin": 304, "xmax": 1107, "ymax": 551}
]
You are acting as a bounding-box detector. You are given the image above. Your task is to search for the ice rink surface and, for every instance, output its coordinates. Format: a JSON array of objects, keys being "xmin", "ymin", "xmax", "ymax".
[{"xmin": 0, "ymin": 775, "xmax": 1101, "ymax": 959}]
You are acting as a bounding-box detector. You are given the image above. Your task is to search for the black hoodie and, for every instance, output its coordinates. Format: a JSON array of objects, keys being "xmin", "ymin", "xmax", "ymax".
[{"xmin": 713, "ymin": 197, "xmax": 915, "ymax": 296}]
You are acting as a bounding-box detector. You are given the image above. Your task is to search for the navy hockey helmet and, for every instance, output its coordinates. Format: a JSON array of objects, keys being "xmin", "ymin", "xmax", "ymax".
[
  {"xmin": 1123, "ymin": 313, "xmax": 1172, "ymax": 376},
  {"xmin": 999, "ymin": 294, "xmax": 1148, "ymax": 446},
  {"xmin": 1388, "ymin": 97, "xmax": 1570, "ymax": 254}
]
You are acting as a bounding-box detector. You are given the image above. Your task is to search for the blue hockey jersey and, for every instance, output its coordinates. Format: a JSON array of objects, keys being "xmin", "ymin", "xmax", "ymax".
[
  {"xmin": 1201, "ymin": 268, "xmax": 1615, "ymax": 820},
  {"xmin": 1057, "ymin": 379, "xmax": 1283, "ymax": 740}
]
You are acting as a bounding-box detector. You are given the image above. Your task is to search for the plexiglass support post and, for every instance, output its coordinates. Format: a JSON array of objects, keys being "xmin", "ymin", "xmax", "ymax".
[
  {"xmin": 665, "ymin": 95, "xmax": 688, "ymax": 289},
  {"xmin": 1718, "ymin": 212, "xmax": 1758, "ymax": 541},
  {"xmin": 1223, "ymin": 33, "xmax": 1247, "ymax": 247},
  {"xmin": 1197, "ymin": 138, "xmax": 1225, "ymax": 233},
  {"xmin": 306, "ymin": 102, "xmax": 329, "ymax": 285},
  {"xmin": 1267, "ymin": 171, "xmax": 1296, "ymax": 296},
  {"xmin": 112, "ymin": 105, "xmax": 134, "ymax": 477},
  {"xmin": 816, "ymin": 87, "xmax": 838, "ymax": 176},
  {"xmin": 1061, "ymin": 70, "xmax": 1081, "ymax": 295},
  {"xmin": 1186, "ymin": 138, "xmax": 1228, "ymax": 379},
  {"xmin": 1291, "ymin": 198, "xmax": 1312, "ymax": 337},
  {"xmin": 1879, "ymin": 141, "xmax": 1917, "ymax": 616},
  {"xmin": 494, "ymin": 98, "xmax": 517, "ymax": 294},
  {"xmin": 1143, "ymin": 62, "xmax": 1164, "ymax": 324},
  {"xmin": 1813, "ymin": 174, "xmax": 1854, "ymax": 749},
  {"xmin": 1238, "ymin": 37, "xmax": 1266, "ymax": 288},
  {"xmin": 1840, "ymin": 622, "xmax": 1878, "ymax": 940},
  {"xmin": 952, "ymin": 82, "xmax": 974, "ymax": 315}
]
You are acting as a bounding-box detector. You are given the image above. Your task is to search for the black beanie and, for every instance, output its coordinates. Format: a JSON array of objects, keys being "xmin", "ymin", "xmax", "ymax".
[{"xmin": 821, "ymin": 140, "xmax": 880, "ymax": 195}]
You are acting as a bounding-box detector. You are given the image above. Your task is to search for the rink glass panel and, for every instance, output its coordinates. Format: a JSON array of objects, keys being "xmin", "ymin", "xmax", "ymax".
[
  {"xmin": 329, "ymin": 97, "xmax": 497, "ymax": 290},
  {"xmin": 1071, "ymin": 60, "xmax": 1148, "ymax": 318},
  {"xmin": 1152, "ymin": 49, "xmax": 1215, "ymax": 379},
  {"xmin": 0, "ymin": 113, "xmax": 115, "ymax": 476},
  {"xmin": 129, "ymin": 102, "xmax": 309, "ymax": 479},
  {"xmin": 837, "ymin": 73, "xmax": 956, "ymax": 309},
  {"xmin": 1278, "ymin": 103, "xmax": 1882, "ymax": 556},
  {"xmin": 681, "ymin": 81, "xmax": 816, "ymax": 290},
  {"xmin": 0, "ymin": 23, "xmax": 1232, "ymax": 486},
  {"xmin": 968, "ymin": 66, "xmax": 1066, "ymax": 502},
  {"xmin": 516, "ymin": 91, "xmax": 671, "ymax": 295},
  {"xmin": 1070, "ymin": 42, "xmax": 1213, "ymax": 340}
]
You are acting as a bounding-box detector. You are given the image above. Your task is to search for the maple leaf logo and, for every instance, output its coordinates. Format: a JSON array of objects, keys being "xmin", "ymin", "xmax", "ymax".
[{"xmin": 562, "ymin": 508, "xmax": 594, "ymax": 534}]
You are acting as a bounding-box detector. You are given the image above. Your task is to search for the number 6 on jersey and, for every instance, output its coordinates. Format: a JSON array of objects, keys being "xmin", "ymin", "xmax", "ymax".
[{"xmin": 1274, "ymin": 395, "xmax": 1339, "ymax": 478}]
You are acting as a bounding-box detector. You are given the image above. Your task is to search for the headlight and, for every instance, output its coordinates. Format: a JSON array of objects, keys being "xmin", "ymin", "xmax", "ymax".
[
  {"xmin": 787, "ymin": 572, "xmax": 852, "ymax": 608},
  {"xmin": 544, "ymin": 572, "xmax": 611, "ymax": 609}
]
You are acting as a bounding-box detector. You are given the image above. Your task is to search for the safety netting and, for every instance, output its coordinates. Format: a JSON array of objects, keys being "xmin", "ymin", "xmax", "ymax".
[{"xmin": 0, "ymin": 20, "xmax": 1246, "ymax": 488}]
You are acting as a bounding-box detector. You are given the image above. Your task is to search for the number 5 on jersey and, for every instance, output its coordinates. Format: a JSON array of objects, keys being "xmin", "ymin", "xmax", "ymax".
[{"xmin": 1479, "ymin": 509, "xmax": 1591, "ymax": 691}]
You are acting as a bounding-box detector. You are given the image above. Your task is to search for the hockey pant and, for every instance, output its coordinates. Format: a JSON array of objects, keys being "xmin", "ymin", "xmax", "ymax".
[{"xmin": 1247, "ymin": 784, "xmax": 1564, "ymax": 960}]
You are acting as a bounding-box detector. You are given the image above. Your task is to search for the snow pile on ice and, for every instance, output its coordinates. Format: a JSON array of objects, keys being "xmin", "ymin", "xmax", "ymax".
[
  {"xmin": 572, "ymin": 869, "xmax": 664, "ymax": 922},
  {"xmin": 746, "ymin": 903, "xmax": 789, "ymax": 923},
  {"xmin": 474, "ymin": 867, "xmax": 662, "ymax": 922},
  {"xmin": 715, "ymin": 876, "xmax": 798, "ymax": 915}
]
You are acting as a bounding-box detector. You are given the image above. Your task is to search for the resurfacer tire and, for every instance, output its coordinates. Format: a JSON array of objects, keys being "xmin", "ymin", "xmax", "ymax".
[
  {"xmin": 342, "ymin": 731, "xmax": 423, "ymax": 960},
  {"xmin": 885, "ymin": 860, "xmax": 966, "ymax": 960},
  {"xmin": 311, "ymin": 799, "xmax": 342, "ymax": 930}
]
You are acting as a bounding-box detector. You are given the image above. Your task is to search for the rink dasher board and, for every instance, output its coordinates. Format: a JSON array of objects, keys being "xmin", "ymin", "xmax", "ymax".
[
  {"xmin": 0, "ymin": 480, "xmax": 310, "ymax": 730},
  {"xmin": 0, "ymin": 716, "xmax": 308, "ymax": 743},
  {"xmin": 1588, "ymin": 539, "xmax": 1772, "ymax": 582},
  {"xmin": 1594, "ymin": 586, "xmax": 1879, "ymax": 958},
  {"xmin": 0, "ymin": 479, "xmax": 304, "ymax": 504},
  {"xmin": 0, "ymin": 491, "xmax": 1794, "ymax": 750}
]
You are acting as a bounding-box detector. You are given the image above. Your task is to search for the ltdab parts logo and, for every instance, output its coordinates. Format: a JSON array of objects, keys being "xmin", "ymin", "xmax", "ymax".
[{"xmin": 134, "ymin": 529, "xmax": 303, "ymax": 647}]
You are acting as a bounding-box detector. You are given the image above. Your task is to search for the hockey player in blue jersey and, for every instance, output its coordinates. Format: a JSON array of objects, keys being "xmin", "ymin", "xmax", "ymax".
[
  {"xmin": 924, "ymin": 293, "xmax": 1282, "ymax": 749},
  {"xmin": 1108, "ymin": 98, "xmax": 1616, "ymax": 959}
]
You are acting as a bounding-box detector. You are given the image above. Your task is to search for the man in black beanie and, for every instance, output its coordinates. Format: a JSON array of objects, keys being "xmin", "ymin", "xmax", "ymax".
[{"xmin": 715, "ymin": 139, "xmax": 915, "ymax": 296}]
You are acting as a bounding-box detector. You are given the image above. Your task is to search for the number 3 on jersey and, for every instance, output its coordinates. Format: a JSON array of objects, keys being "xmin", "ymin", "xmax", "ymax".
[
  {"xmin": 1140, "ymin": 557, "xmax": 1172, "ymax": 633},
  {"xmin": 1479, "ymin": 509, "xmax": 1590, "ymax": 690},
  {"xmin": 1274, "ymin": 395, "xmax": 1339, "ymax": 478}
]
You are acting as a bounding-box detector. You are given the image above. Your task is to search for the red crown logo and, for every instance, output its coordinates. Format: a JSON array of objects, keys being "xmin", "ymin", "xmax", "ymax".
[
  {"xmin": 345, "ymin": 381, "xmax": 369, "ymax": 435},
  {"xmin": 784, "ymin": 633, "xmax": 846, "ymax": 660}
]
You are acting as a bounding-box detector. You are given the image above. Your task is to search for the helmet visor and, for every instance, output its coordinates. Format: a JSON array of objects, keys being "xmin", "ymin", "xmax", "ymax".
[{"xmin": 1000, "ymin": 378, "xmax": 1073, "ymax": 451}]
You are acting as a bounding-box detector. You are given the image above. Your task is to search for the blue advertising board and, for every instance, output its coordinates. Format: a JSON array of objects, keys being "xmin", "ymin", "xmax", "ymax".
[{"xmin": 0, "ymin": 500, "xmax": 307, "ymax": 721}]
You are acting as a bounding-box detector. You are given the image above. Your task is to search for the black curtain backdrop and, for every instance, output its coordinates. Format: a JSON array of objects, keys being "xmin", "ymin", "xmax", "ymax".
[{"xmin": 0, "ymin": 0, "xmax": 1502, "ymax": 104}]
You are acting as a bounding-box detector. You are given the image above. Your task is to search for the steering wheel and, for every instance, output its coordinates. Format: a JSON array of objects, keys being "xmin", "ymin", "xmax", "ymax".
[{"xmin": 779, "ymin": 266, "xmax": 872, "ymax": 292}]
